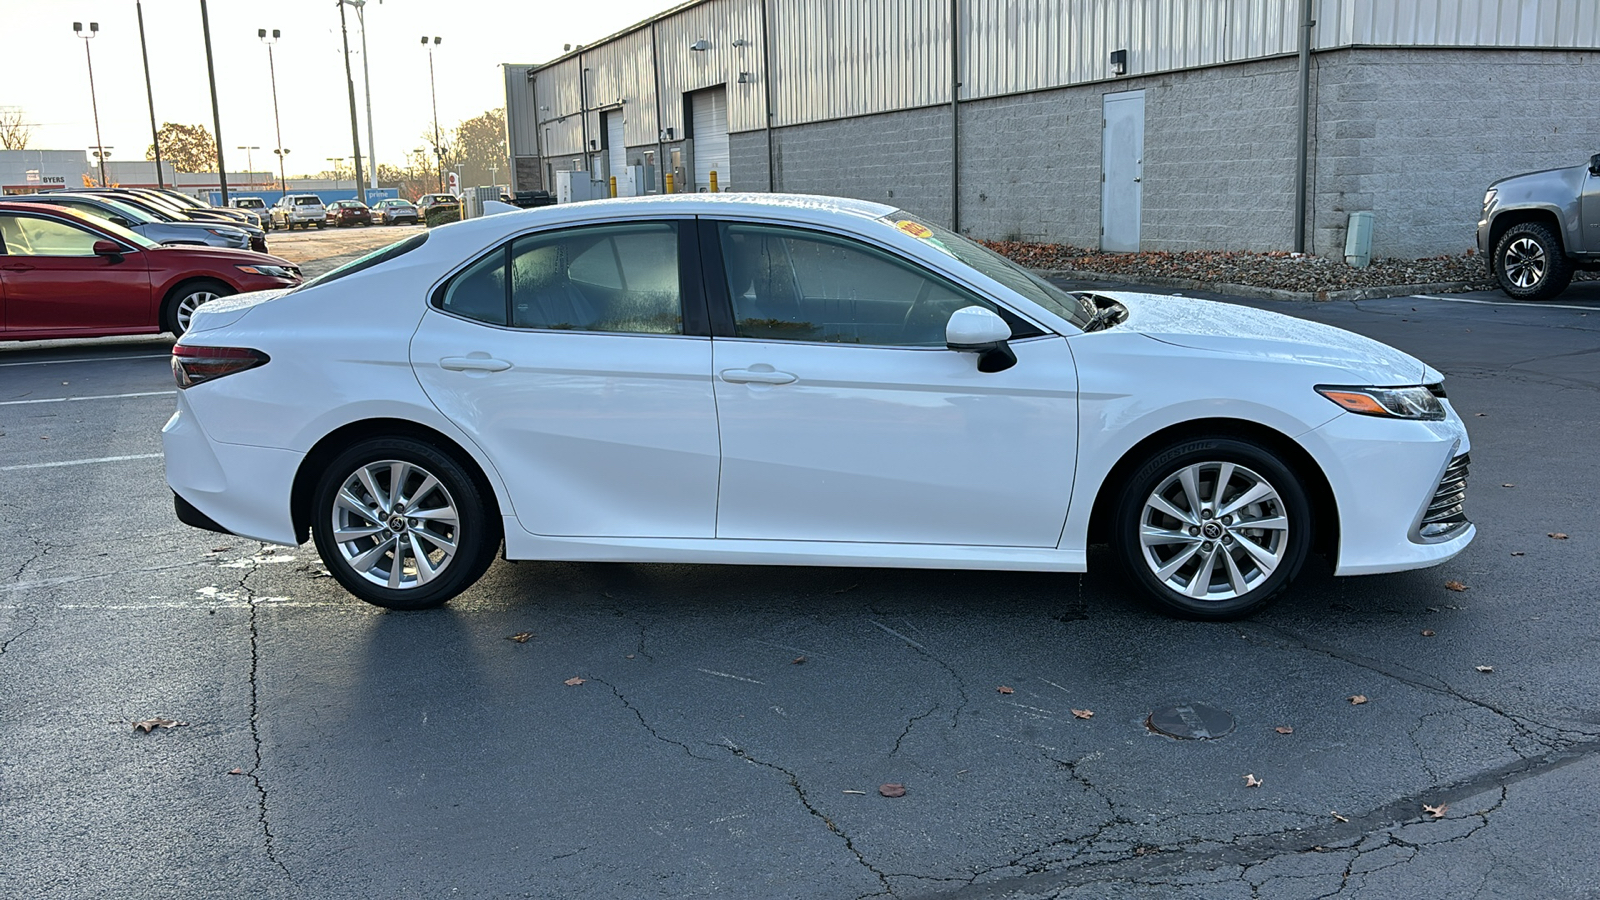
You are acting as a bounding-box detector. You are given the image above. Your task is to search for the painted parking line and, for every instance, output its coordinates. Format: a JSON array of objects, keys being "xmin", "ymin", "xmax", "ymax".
[
  {"xmin": 0, "ymin": 453, "xmax": 163, "ymax": 472},
  {"xmin": 0, "ymin": 390, "xmax": 174, "ymax": 407},
  {"xmin": 1411, "ymin": 294, "xmax": 1598, "ymax": 312},
  {"xmin": 0, "ymin": 353, "xmax": 171, "ymax": 368}
]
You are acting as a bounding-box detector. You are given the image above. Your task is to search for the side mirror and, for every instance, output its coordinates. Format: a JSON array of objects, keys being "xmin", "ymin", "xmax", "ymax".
[
  {"xmin": 92, "ymin": 240, "xmax": 125, "ymax": 261},
  {"xmin": 110, "ymin": 216, "xmax": 134, "ymax": 228},
  {"xmin": 1590, "ymin": 153, "xmax": 1600, "ymax": 176},
  {"xmin": 945, "ymin": 305, "xmax": 1017, "ymax": 373}
]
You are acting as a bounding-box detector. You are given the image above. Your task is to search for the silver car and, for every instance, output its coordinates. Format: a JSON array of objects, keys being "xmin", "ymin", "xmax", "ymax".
[{"xmin": 7, "ymin": 193, "xmax": 253, "ymax": 250}]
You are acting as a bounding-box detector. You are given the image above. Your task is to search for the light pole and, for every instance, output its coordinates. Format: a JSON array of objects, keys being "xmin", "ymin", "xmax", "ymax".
[
  {"xmin": 136, "ymin": 2, "xmax": 164, "ymax": 188},
  {"xmin": 336, "ymin": 2, "xmax": 366, "ymax": 203},
  {"xmin": 237, "ymin": 146, "xmax": 259, "ymax": 187},
  {"xmin": 422, "ymin": 36, "xmax": 443, "ymax": 192},
  {"xmin": 89, "ymin": 147, "xmax": 115, "ymax": 186},
  {"xmin": 259, "ymin": 28, "xmax": 288, "ymax": 199},
  {"xmin": 339, "ymin": 1, "xmax": 379, "ymax": 192},
  {"xmin": 327, "ymin": 158, "xmax": 344, "ymax": 193},
  {"xmin": 199, "ymin": 0, "xmax": 228, "ymax": 203},
  {"xmin": 72, "ymin": 21, "xmax": 107, "ymax": 187}
]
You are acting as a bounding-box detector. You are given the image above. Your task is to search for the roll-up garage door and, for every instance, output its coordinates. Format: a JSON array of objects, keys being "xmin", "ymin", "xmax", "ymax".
[
  {"xmin": 604, "ymin": 111, "xmax": 626, "ymax": 189},
  {"xmin": 690, "ymin": 87, "xmax": 729, "ymax": 192}
]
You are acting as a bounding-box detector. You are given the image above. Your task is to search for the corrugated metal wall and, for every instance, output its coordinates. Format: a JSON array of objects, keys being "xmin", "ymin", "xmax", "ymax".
[
  {"xmin": 535, "ymin": 57, "xmax": 586, "ymax": 157},
  {"xmin": 504, "ymin": 65, "xmax": 539, "ymax": 157},
  {"xmin": 524, "ymin": 0, "xmax": 1600, "ymax": 141},
  {"xmin": 1315, "ymin": 0, "xmax": 1600, "ymax": 48},
  {"xmin": 768, "ymin": 0, "xmax": 952, "ymax": 126}
]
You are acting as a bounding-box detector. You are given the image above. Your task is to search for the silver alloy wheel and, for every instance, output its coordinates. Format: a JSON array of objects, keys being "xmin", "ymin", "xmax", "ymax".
[
  {"xmin": 1502, "ymin": 236, "xmax": 1547, "ymax": 289},
  {"xmin": 1137, "ymin": 461, "xmax": 1290, "ymax": 602},
  {"xmin": 330, "ymin": 459, "xmax": 460, "ymax": 590},
  {"xmin": 175, "ymin": 289, "xmax": 221, "ymax": 333}
]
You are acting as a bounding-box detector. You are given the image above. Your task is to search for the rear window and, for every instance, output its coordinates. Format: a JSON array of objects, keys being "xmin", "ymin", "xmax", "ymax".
[
  {"xmin": 292, "ymin": 232, "xmax": 428, "ymax": 291},
  {"xmin": 294, "ymin": 197, "xmax": 321, "ymax": 206}
]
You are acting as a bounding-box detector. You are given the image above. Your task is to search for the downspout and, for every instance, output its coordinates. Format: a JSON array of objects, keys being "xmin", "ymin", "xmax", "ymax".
[
  {"xmin": 530, "ymin": 71, "xmax": 545, "ymax": 190},
  {"xmin": 761, "ymin": 0, "xmax": 776, "ymax": 191},
  {"xmin": 579, "ymin": 52, "xmax": 591, "ymax": 177},
  {"xmin": 949, "ymin": 0, "xmax": 960, "ymax": 232},
  {"xmin": 652, "ymin": 21, "xmax": 665, "ymax": 192},
  {"xmin": 1294, "ymin": 0, "xmax": 1314, "ymax": 253}
]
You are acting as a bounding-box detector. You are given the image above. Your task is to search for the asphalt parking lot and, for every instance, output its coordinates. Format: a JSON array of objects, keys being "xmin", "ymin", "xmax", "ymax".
[{"xmin": 2, "ymin": 237, "xmax": 1598, "ymax": 898}]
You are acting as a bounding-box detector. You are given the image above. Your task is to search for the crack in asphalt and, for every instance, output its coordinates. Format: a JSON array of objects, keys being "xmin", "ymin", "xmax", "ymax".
[
  {"xmin": 0, "ymin": 606, "xmax": 40, "ymax": 658},
  {"xmin": 235, "ymin": 547, "xmax": 292, "ymax": 882},
  {"xmin": 590, "ymin": 677, "xmax": 718, "ymax": 762},
  {"xmin": 716, "ymin": 738, "xmax": 895, "ymax": 899},
  {"xmin": 868, "ymin": 616, "xmax": 972, "ymax": 733},
  {"xmin": 9, "ymin": 539, "xmax": 46, "ymax": 581},
  {"xmin": 902, "ymin": 739, "xmax": 1600, "ymax": 899},
  {"xmin": 891, "ymin": 703, "xmax": 942, "ymax": 757}
]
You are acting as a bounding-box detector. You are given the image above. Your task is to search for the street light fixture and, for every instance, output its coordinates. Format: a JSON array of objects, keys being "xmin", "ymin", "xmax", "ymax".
[
  {"xmin": 422, "ymin": 36, "xmax": 444, "ymax": 192},
  {"xmin": 89, "ymin": 147, "xmax": 115, "ymax": 185},
  {"xmin": 259, "ymin": 28, "xmax": 289, "ymax": 198},
  {"xmin": 72, "ymin": 21, "xmax": 107, "ymax": 187},
  {"xmin": 237, "ymin": 146, "xmax": 260, "ymax": 186}
]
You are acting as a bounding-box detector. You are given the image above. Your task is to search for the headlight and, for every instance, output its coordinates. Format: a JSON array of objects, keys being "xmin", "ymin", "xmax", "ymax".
[
  {"xmin": 1316, "ymin": 384, "xmax": 1445, "ymax": 421},
  {"xmin": 1482, "ymin": 188, "xmax": 1497, "ymax": 214},
  {"xmin": 235, "ymin": 263, "xmax": 296, "ymax": 279}
]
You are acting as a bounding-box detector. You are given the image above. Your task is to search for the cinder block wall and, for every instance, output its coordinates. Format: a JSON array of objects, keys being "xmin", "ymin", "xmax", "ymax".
[
  {"xmin": 769, "ymin": 106, "xmax": 955, "ymax": 225},
  {"xmin": 728, "ymin": 131, "xmax": 770, "ymax": 193},
  {"xmin": 957, "ymin": 90, "xmax": 1102, "ymax": 244},
  {"xmin": 1310, "ymin": 48, "xmax": 1600, "ymax": 259}
]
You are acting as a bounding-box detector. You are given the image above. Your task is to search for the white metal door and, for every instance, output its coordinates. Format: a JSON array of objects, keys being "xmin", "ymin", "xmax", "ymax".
[
  {"xmin": 1101, "ymin": 90, "xmax": 1145, "ymax": 252},
  {"xmin": 690, "ymin": 87, "xmax": 730, "ymax": 192},
  {"xmin": 604, "ymin": 111, "xmax": 627, "ymax": 194}
]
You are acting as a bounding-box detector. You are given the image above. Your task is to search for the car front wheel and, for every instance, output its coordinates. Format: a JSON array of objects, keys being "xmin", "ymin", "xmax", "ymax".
[
  {"xmin": 1494, "ymin": 221, "xmax": 1573, "ymax": 301},
  {"xmin": 1113, "ymin": 437, "xmax": 1311, "ymax": 620},
  {"xmin": 311, "ymin": 438, "xmax": 500, "ymax": 610},
  {"xmin": 162, "ymin": 279, "xmax": 234, "ymax": 337}
]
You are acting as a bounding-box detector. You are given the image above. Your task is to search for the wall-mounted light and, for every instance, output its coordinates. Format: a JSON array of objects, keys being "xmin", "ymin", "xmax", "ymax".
[
  {"xmin": 660, "ymin": 127, "xmax": 674, "ymax": 141},
  {"xmin": 689, "ymin": 39, "xmax": 709, "ymax": 51},
  {"xmin": 1109, "ymin": 49, "xmax": 1128, "ymax": 76},
  {"xmin": 731, "ymin": 38, "xmax": 749, "ymax": 47},
  {"xmin": 737, "ymin": 72, "xmax": 754, "ymax": 84},
  {"xmin": 589, "ymin": 139, "xmax": 598, "ymax": 150}
]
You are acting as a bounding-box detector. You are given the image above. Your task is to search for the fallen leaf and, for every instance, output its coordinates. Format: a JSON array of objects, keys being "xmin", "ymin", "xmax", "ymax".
[
  {"xmin": 132, "ymin": 718, "xmax": 188, "ymax": 733},
  {"xmin": 792, "ymin": 656, "xmax": 806, "ymax": 665},
  {"xmin": 1331, "ymin": 811, "xmax": 1349, "ymax": 823},
  {"xmin": 1511, "ymin": 551, "xmax": 1525, "ymax": 557},
  {"xmin": 1244, "ymin": 774, "xmax": 1263, "ymax": 788},
  {"xmin": 563, "ymin": 677, "xmax": 585, "ymax": 686},
  {"xmin": 507, "ymin": 632, "xmax": 534, "ymax": 643},
  {"xmin": 1274, "ymin": 726, "xmax": 1294, "ymax": 734},
  {"xmin": 1475, "ymin": 665, "xmax": 1494, "ymax": 673},
  {"xmin": 1071, "ymin": 708, "xmax": 1094, "ymax": 719},
  {"xmin": 228, "ymin": 768, "xmax": 245, "ymax": 775},
  {"xmin": 879, "ymin": 783, "xmax": 907, "ymax": 798},
  {"xmin": 1423, "ymin": 803, "xmax": 1448, "ymax": 819},
  {"xmin": 1421, "ymin": 629, "xmax": 1436, "ymax": 637},
  {"xmin": 1549, "ymin": 532, "xmax": 1569, "ymax": 540},
  {"xmin": 997, "ymin": 685, "xmax": 1014, "ymax": 694},
  {"xmin": 1349, "ymin": 695, "xmax": 1369, "ymax": 705},
  {"xmin": 1444, "ymin": 580, "xmax": 1468, "ymax": 592}
]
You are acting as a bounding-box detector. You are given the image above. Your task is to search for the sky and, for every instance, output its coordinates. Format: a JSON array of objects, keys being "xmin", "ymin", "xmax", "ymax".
[{"xmin": 2, "ymin": 0, "xmax": 672, "ymax": 176}]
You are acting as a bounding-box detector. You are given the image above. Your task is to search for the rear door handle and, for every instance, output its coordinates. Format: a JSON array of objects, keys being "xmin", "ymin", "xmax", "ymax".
[
  {"xmin": 720, "ymin": 367, "xmax": 797, "ymax": 385},
  {"xmin": 439, "ymin": 356, "xmax": 512, "ymax": 373},
  {"xmin": 0, "ymin": 263, "xmax": 34, "ymax": 272}
]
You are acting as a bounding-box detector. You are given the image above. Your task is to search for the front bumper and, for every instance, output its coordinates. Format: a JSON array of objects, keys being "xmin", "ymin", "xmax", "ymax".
[{"xmin": 1300, "ymin": 408, "xmax": 1475, "ymax": 576}]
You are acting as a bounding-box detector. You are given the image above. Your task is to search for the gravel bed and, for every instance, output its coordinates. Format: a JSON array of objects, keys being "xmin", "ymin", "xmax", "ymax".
[{"xmin": 981, "ymin": 240, "xmax": 1545, "ymax": 294}]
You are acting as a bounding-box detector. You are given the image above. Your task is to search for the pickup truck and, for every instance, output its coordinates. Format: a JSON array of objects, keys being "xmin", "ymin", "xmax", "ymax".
[
  {"xmin": 1478, "ymin": 153, "xmax": 1600, "ymax": 300},
  {"xmin": 270, "ymin": 194, "xmax": 326, "ymax": 231}
]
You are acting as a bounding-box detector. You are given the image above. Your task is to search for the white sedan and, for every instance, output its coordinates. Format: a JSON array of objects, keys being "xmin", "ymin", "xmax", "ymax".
[{"xmin": 164, "ymin": 194, "xmax": 1473, "ymax": 619}]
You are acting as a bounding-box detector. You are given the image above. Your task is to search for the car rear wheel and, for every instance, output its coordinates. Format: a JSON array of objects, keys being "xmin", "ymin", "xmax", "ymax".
[
  {"xmin": 1113, "ymin": 437, "xmax": 1311, "ymax": 620},
  {"xmin": 162, "ymin": 279, "xmax": 234, "ymax": 337},
  {"xmin": 1494, "ymin": 221, "xmax": 1573, "ymax": 301},
  {"xmin": 311, "ymin": 437, "xmax": 500, "ymax": 610}
]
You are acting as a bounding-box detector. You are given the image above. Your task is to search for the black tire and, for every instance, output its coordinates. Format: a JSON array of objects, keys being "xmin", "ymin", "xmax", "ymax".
[
  {"xmin": 1494, "ymin": 221, "xmax": 1573, "ymax": 301},
  {"xmin": 1112, "ymin": 436, "xmax": 1312, "ymax": 620},
  {"xmin": 315, "ymin": 221, "xmax": 325, "ymax": 229},
  {"xmin": 161, "ymin": 278, "xmax": 235, "ymax": 337},
  {"xmin": 311, "ymin": 437, "xmax": 500, "ymax": 611}
]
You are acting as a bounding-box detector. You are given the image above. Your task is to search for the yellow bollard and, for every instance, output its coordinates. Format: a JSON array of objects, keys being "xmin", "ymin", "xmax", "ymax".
[
  {"xmin": 609, "ymin": 176, "xmax": 618, "ymax": 198},
  {"xmin": 709, "ymin": 170, "xmax": 719, "ymax": 193},
  {"xmin": 664, "ymin": 172, "xmax": 675, "ymax": 194}
]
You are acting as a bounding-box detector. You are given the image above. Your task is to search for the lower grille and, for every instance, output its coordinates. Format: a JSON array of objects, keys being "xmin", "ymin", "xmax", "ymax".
[{"xmin": 1418, "ymin": 453, "xmax": 1470, "ymax": 540}]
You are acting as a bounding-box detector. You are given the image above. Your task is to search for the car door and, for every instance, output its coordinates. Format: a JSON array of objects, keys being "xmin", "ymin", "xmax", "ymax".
[
  {"xmin": 705, "ymin": 220, "xmax": 1079, "ymax": 547},
  {"xmin": 0, "ymin": 212, "xmax": 153, "ymax": 334},
  {"xmin": 410, "ymin": 218, "xmax": 722, "ymax": 539}
]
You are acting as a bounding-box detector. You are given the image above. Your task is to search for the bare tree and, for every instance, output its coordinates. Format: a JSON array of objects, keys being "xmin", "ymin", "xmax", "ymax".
[{"xmin": 0, "ymin": 107, "xmax": 32, "ymax": 151}]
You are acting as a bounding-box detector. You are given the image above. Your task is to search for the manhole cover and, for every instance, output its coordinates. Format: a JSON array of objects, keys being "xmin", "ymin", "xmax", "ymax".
[{"xmin": 1146, "ymin": 703, "xmax": 1235, "ymax": 740}]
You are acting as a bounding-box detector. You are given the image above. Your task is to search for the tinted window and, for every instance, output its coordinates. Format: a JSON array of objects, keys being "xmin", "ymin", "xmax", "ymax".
[
  {"xmin": 507, "ymin": 223, "xmax": 682, "ymax": 334},
  {"xmin": 437, "ymin": 249, "xmax": 507, "ymax": 325},
  {"xmin": 717, "ymin": 223, "xmax": 1008, "ymax": 347}
]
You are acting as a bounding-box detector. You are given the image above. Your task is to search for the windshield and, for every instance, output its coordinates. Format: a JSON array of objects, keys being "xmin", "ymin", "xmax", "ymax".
[
  {"xmin": 95, "ymin": 196, "xmax": 157, "ymax": 224},
  {"xmin": 62, "ymin": 208, "xmax": 160, "ymax": 249},
  {"xmin": 880, "ymin": 210, "xmax": 1094, "ymax": 330}
]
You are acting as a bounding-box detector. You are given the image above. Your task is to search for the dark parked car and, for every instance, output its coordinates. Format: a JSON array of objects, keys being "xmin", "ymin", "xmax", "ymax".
[
  {"xmin": 415, "ymin": 193, "xmax": 460, "ymax": 217},
  {"xmin": 4, "ymin": 192, "xmax": 253, "ymax": 251},
  {"xmin": 80, "ymin": 189, "xmax": 270, "ymax": 254},
  {"xmin": 370, "ymin": 198, "xmax": 418, "ymax": 225},
  {"xmin": 0, "ymin": 201, "xmax": 301, "ymax": 340},
  {"xmin": 1478, "ymin": 153, "xmax": 1600, "ymax": 301},
  {"xmin": 325, "ymin": 199, "xmax": 373, "ymax": 227}
]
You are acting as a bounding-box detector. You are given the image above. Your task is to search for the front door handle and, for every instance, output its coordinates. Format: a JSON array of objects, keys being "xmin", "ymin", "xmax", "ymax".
[
  {"xmin": 720, "ymin": 366, "xmax": 797, "ymax": 385},
  {"xmin": 0, "ymin": 263, "xmax": 34, "ymax": 272},
  {"xmin": 440, "ymin": 355, "xmax": 512, "ymax": 373}
]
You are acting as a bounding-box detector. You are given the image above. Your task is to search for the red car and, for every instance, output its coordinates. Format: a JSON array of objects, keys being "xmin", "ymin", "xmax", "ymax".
[
  {"xmin": 324, "ymin": 200, "xmax": 373, "ymax": 227},
  {"xmin": 0, "ymin": 201, "xmax": 301, "ymax": 340}
]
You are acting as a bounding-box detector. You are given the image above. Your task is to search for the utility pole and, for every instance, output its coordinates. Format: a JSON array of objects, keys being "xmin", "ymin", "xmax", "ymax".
[
  {"xmin": 136, "ymin": 2, "xmax": 165, "ymax": 188},
  {"xmin": 199, "ymin": 0, "xmax": 228, "ymax": 203},
  {"xmin": 337, "ymin": 1, "xmax": 367, "ymax": 202}
]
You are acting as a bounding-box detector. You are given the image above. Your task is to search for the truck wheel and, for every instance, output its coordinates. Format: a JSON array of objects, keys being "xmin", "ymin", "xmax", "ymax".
[{"xmin": 1494, "ymin": 222, "xmax": 1573, "ymax": 301}]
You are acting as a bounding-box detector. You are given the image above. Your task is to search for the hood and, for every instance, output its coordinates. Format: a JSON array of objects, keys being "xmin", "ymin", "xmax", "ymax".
[
  {"xmin": 1489, "ymin": 162, "xmax": 1586, "ymax": 190},
  {"xmin": 149, "ymin": 244, "xmax": 295, "ymax": 267},
  {"xmin": 1112, "ymin": 292, "xmax": 1431, "ymax": 384},
  {"xmin": 184, "ymin": 288, "xmax": 293, "ymax": 334}
]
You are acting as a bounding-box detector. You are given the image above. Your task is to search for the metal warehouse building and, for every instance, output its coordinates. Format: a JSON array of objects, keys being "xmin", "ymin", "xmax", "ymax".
[{"xmin": 505, "ymin": 0, "xmax": 1600, "ymax": 258}]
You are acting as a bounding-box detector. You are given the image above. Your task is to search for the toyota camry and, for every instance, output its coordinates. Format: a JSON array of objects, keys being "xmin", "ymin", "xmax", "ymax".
[{"xmin": 163, "ymin": 194, "xmax": 1473, "ymax": 619}]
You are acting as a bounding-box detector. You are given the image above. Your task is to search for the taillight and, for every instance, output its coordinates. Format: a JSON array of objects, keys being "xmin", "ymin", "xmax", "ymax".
[{"xmin": 172, "ymin": 345, "xmax": 270, "ymax": 388}]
